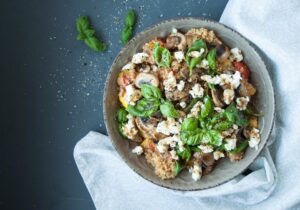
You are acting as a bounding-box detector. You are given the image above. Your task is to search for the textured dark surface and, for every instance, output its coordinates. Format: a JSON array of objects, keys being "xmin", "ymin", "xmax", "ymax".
[{"xmin": 0, "ymin": 0, "xmax": 228, "ymax": 209}]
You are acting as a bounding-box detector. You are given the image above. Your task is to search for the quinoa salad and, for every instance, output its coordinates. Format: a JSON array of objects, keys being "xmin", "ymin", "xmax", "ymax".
[{"xmin": 116, "ymin": 28, "xmax": 261, "ymax": 181}]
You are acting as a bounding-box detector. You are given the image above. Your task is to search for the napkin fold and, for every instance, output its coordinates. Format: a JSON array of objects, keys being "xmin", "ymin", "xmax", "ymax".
[{"xmin": 74, "ymin": 0, "xmax": 300, "ymax": 209}]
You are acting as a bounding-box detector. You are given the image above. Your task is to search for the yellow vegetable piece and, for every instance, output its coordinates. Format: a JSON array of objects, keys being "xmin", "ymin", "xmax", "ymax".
[{"xmin": 119, "ymin": 96, "xmax": 128, "ymax": 108}]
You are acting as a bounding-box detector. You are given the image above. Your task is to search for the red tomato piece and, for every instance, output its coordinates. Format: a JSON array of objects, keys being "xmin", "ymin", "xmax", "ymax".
[{"xmin": 233, "ymin": 61, "xmax": 250, "ymax": 80}]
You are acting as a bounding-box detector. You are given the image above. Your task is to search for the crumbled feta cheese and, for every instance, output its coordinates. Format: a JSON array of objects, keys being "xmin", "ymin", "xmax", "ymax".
[
  {"xmin": 151, "ymin": 65, "xmax": 158, "ymax": 72},
  {"xmin": 188, "ymin": 101, "xmax": 203, "ymax": 118},
  {"xmin": 123, "ymin": 84, "xmax": 141, "ymax": 106},
  {"xmin": 157, "ymin": 135, "xmax": 180, "ymax": 153},
  {"xmin": 223, "ymin": 89, "xmax": 235, "ymax": 105},
  {"xmin": 174, "ymin": 51, "xmax": 185, "ymax": 63},
  {"xmin": 232, "ymin": 124, "xmax": 239, "ymax": 130},
  {"xmin": 123, "ymin": 115, "xmax": 138, "ymax": 138},
  {"xmin": 236, "ymin": 96, "xmax": 250, "ymax": 111},
  {"xmin": 189, "ymin": 84, "xmax": 204, "ymax": 98},
  {"xmin": 198, "ymin": 145, "xmax": 214, "ymax": 153},
  {"xmin": 224, "ymin": 136, "xmax": 237, "ymax": 151},
  {"xmin": 214, "ymin": 107, "xmax": 224, "ymax": 113},
  {"xmin": 177, "ymin": 80, "xmax": 185, "ymax": 91},
  {"xmin": 156, "ymin": 118, "xmax": 180, "ymax": 135},
  {"xmin": 201, "ymin": 75, "xmax": 221, "ymax": 85},
  {"xmin": 248, "ymin": 128, "xmax": 260, "ymax": 150},
  {"xmin": 221, "ymin": 126, "xmax": 239, "ymax": 138},
  {"xmin": 230, "ymin": 48, "xmax": 243, "ymax": 62},
  {"xmin": 179, "ymin": 101, "xmax": 187, "ymax": 108},
  {"xmin": 132, "ymin": 52, "xmax": 149, "ymax": 64},
  {"xmin": 189, "ymin": 163, "xmax": 202, "ymax": 181},
  {"xmin": 199, "ymin": 59, "xmax": 209, "ymax": 69},
  {"xmin": 213, "ymin": 151, "xmax": 225, "ymax": 160},
  {"xmin": 172, "ymin": 28, "xmax": 178, "ymax": 34},
  {"xmin": 231, "ymin": 71, "xmax": 242, "ymax": 89},
  {"xmin": 122, "ymin": 62, "xmax": 135, "ymax": 71},
  {"xmin": 177, "ymin": 139, "xmax": 185, "ymax": 152},
  {"xmin": 170, "ymin": 150, "xmax": 179, "ymax": 160},
  {"xmin": 163, "ymin": 72, "xmax": 177, "ymax": 91},
  {"xmin": 188, "ymin": 48, "xmax": 205, "ymax": 58},
  {"xmin": 132, "ymin": 146, "xmax": 143, "ymax": 155}
]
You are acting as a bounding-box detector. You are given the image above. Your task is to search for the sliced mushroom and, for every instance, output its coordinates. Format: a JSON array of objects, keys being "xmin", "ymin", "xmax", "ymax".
[
  {"xmin": 138, "ymin": 64, "xmax": 151, "ymax": 73},
  {"xmin": 200, "ymin": 153, "xmax": 216, "ymax": 175},
  {"xmin": 135, "ymin": 117, "xmax": 166, "ymax": 141},
  {"xmin": 135, "ymin": 73, "xmax": 159, "ymax": 88},
  {"xmin": 216, "ymin": 44, "xmax": 230, "ymax": 63},
  {"xmin": 211, "ymin": 88, "xmax": 225, "ymax": 108},
  {"xmin": 242, "ymin": 127, "xmax": 251, "ymax": 139},
  {"xmin": 165, "ymin": 32, "xmax": 187, "ymax": 51},
  {"xmin": 228, "ymin": 151, "xmax": 245, "ymax": 162}
]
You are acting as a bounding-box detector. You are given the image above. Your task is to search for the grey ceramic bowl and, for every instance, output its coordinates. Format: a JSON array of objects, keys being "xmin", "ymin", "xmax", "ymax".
[{"xmin": 103, "ymin": 18, "xmax": 275, "ymax": 191}]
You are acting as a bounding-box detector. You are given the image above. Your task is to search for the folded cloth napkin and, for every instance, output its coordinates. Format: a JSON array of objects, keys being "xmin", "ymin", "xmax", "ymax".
[{"xmin": 74, "ymin": 0, "xmax": 300, "ymax": 209}]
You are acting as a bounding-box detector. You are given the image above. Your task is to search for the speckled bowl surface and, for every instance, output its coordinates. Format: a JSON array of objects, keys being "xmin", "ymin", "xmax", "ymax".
[{"xmin": 103, "ymin": 18, "xmax": 275, "ymax": 191}]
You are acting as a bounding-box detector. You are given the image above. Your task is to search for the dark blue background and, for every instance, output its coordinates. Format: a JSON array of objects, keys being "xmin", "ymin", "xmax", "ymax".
[{"xmin": 0, "ymin": 0, "xmax": 228, "ymax": 209}]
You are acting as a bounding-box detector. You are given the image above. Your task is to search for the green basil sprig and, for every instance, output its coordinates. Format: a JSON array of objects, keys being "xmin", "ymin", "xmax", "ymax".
[
  {"xmin": 185, "ymin": 39, "xmax": 207, "ymax": 73},
  {"xmin": 76, "ymin": 16, "xmax": 107, "ymax": 52},
  {"xmin": 176, "ymin": 145, "xmax": 191, "ymax": 162},
  {"xmin": 116, "ymin": 108, "xmax": 128, "ymax": 137},
  {"xmin": 160, "ymin": 101, "xmax": 179, "ymax": 118},
  {"xmin": 127, "ymin": 98, "xmax": 160, "ymax": 117},
  {"xmin": 153, "ymin": 43, "xmax": 172, "ymax": 68},
  {"xmin": 140, "ymin": 84, "xmax": 161, "ymax": 100},
  {"xmin": 121, "ymin": 10, "xmax": 136, "ymax": 44},
  {"xmin": 207, "ymin": 48, "xmax": 217, "ymax": 75}
]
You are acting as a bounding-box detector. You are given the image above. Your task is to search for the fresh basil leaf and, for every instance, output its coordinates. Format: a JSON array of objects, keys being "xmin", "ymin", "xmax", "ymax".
[
  {"xmin": 76, "ymin": 16, "xmax": 107, "ymax": 52},
  {"xmin": 189, "ymin": 39, "xmax": 207, "ymax": 52},
  {"xmin": 207, "ymin": 48, "xmax": 217, "ymax": 73},
  {"xmin": 127, "ymin": 98, "xmax": 160, "ymax": 117},
  {"xmin": 125, "ymin": 10, "xmax": 136, "ymax": 27},
  {"xmin": 189, "ymin": 57, "xmax": 201, "ymax": 71},
  {"xmin": 174, "ymin": 161, "xmax": 183, "ymax": 176},
  {"xmin": 210, "ymin": 112, "xmax": 226, "ymax": 124},
  {"xmin": 190, "ymin": 146, "xmax": 201, "ymax": 152},
  {"xmin": 208, "ymin": 83, "xmax": 216, "ymax": 90},
  {"xmin": 181, "ymin": 117, "xmax": 199, "ymax": 131},
  {"xmin": 181, "ymin": 128, "xmax": 203, "ymax": 146},
  {"xmin": 153, "ymin": 43, "xmax": 172, "ymax": 67},
  {"xmin": 140, "ymin": 84, "xmax": 162, "ymax": 100},
  {"xmin": 121, "ymin": 25, "xmax": 133, "ymax": 44},
  {"xmin": 176, "ymin": 145, "xmax": 191, "ymax": 162},
  {"xmin": 185, "ymin": 39, "xmax": 207, "ymax": 73},
  {"xmin": 230, "ymin": 141, "xmax": 248, "ymax": 154},
  {"xmin": 213, "ymin": 121, "xmax": 233, "ymax": 131},
  {"xmin": 118, "ymin": 123, "xmax": 127, "ymax": 138},
  {"xmin": 117, "ymin": 108, "xmax": 128, "ymax": 123},
  {"xmin": 209, "ymin": 130, "xmax": 223, "ymax": 146},
  {"xmin": 225, "ymin": 103, "xmax": 248, "ymax": 126},
  {"xmin": 200, "ymin": 96, "xmax": 214, "ymax": 119},
  {"xmin": 160, "ymin": 101, "xmax": 179, "ymax": 118}
]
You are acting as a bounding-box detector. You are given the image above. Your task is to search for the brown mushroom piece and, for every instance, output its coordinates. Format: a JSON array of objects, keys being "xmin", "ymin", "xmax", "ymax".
[
  {"xmin": 135, "ymin": 73, "xmax": 159, "ymax": 88},
  {"xmin": 117, "ymin": 69, "xmax": 137, "ymax": 88},
  {"xmin": 228, "ymin": 151, "xmax": 245, "ymax": 162},
  {"xmin": 211, "ymin": 88, "xmax": 225, "ymax": 108},
  {"xmin": 165, "ymin": 32, "xmax": 187, "ymax": 51},
  {"xmin": 135, "ymin": 117, "xmax": 167, "ymax": 141},
  {"xmin": 216, "ymin": 44, "xmax": 230, "ymax": 63},
  {"xmin": 200, "ymin": 153, "xmax": 216, "ymax": 175},
  {"xmin": 239, "ymin": 80, "xmax": 257, "ymax": 97}
]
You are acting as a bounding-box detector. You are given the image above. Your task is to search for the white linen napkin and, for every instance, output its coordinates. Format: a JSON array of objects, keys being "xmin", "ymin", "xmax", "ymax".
[{"xmin": 74, "ymin": 0, "xmax": 300, "ymax": 209}]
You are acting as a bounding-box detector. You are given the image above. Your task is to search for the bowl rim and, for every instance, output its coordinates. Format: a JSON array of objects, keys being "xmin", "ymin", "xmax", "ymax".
[{"xmin": 103, "ymin": 17, "xmax": 275, "ymax": 191}]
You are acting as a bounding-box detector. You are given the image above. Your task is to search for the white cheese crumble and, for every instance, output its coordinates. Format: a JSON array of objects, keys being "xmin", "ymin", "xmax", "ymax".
[
  {"xmin": 163, "ymin": 71, "xmax": 177, "ymax": 91},
  {"xmin": 248, "ymin": 128, "xmax": 260, "ymax": 150},
  {"xmin": 188, "ymin": 101, "xmax": 203, "ymax": 118},
  {"xmin": 213, "ymin": 151, "xmax": 225, "ymax": 160},
  {"xmin": 198, "ymin": 145, "xmax": 214, "ymax": 153},
  {"xmin": 189, "ymin": 83, "xmax": 204, "ymax": 98},
  {"xmin": 199, "ymin": 59, "xmax": 209, "ymax": 69},
  {"xmin": 157, "ymin": 135, "xmax": 180, "ymax": 153},
  {"xmin": 223, "ymin": 89, "xmax": 235, "ymax": 105},
  {"xmin": 156, "ymin": 118, "xmax": 180, "ymax": 135},
  {"xmin": 177, "ymin": 80, "xmax": 185, "ymax": 91},
  {"xmin": 174, "ymin": 51, "xmax": 185, "ymax": 63},
  {"xmin": 188, "ymin": 48, "xmax": 205, "ymax": 58},
  {"xmin": 172, "ymin": 28, "xmax": 178, "ymax": 34},
  {"xmin": 189, "ymin": 163, "xmax": 202, "ymax": 181},
  {"xmin": 132, "ymin": 146, "xmax": 143, "ymax": 155},
  {"xmin": 132, "ymin": 52, "xmax": 149, "ymax": 64},
  {"xmin": 122, "ymin": 62, "xmax": 135, "ymax": 71},
  {"xmin": 170, "ymin": 150, "xmax": 179, "ymax": 160},
  {"xmin": 201, "ymin": 71, "xmax": 242, "ymax": 89},
  {"xmin": 230, "ymin": 48, "xmax": 243, "ymax": 62},
  {"xmin": 177, "ymin": 139, "xmax": 185, "ymax": 152},
  {"xmin": 123, "ymin": 114, "xmax": 138, "ymax": 138},
  {"xmin": 224, "ymin": 136, "xmax": 237, "ymax": 151},
  {"xmin": 214, "ymin": 107, "xmax": 224, "ymax": 113},
  {"xmin": 179, "ymin": 101, "xmax": 187, "ymax": 108},
  {"xmin": 151, "ymin": 65, "xmax": 158, "ymax": 72},
  {"xmin": 236, "ymin": 96, "xmax": 250, "ymax": 111},
  {"xmin": 123, "ymin": 84, "xmax": 140, "ymax": 106}
]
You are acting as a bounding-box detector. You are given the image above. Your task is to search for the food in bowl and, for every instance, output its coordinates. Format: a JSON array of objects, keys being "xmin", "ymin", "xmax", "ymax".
[{"xmin": 116, "ymin": 28, "xmax": 261, "ymax": 181}]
